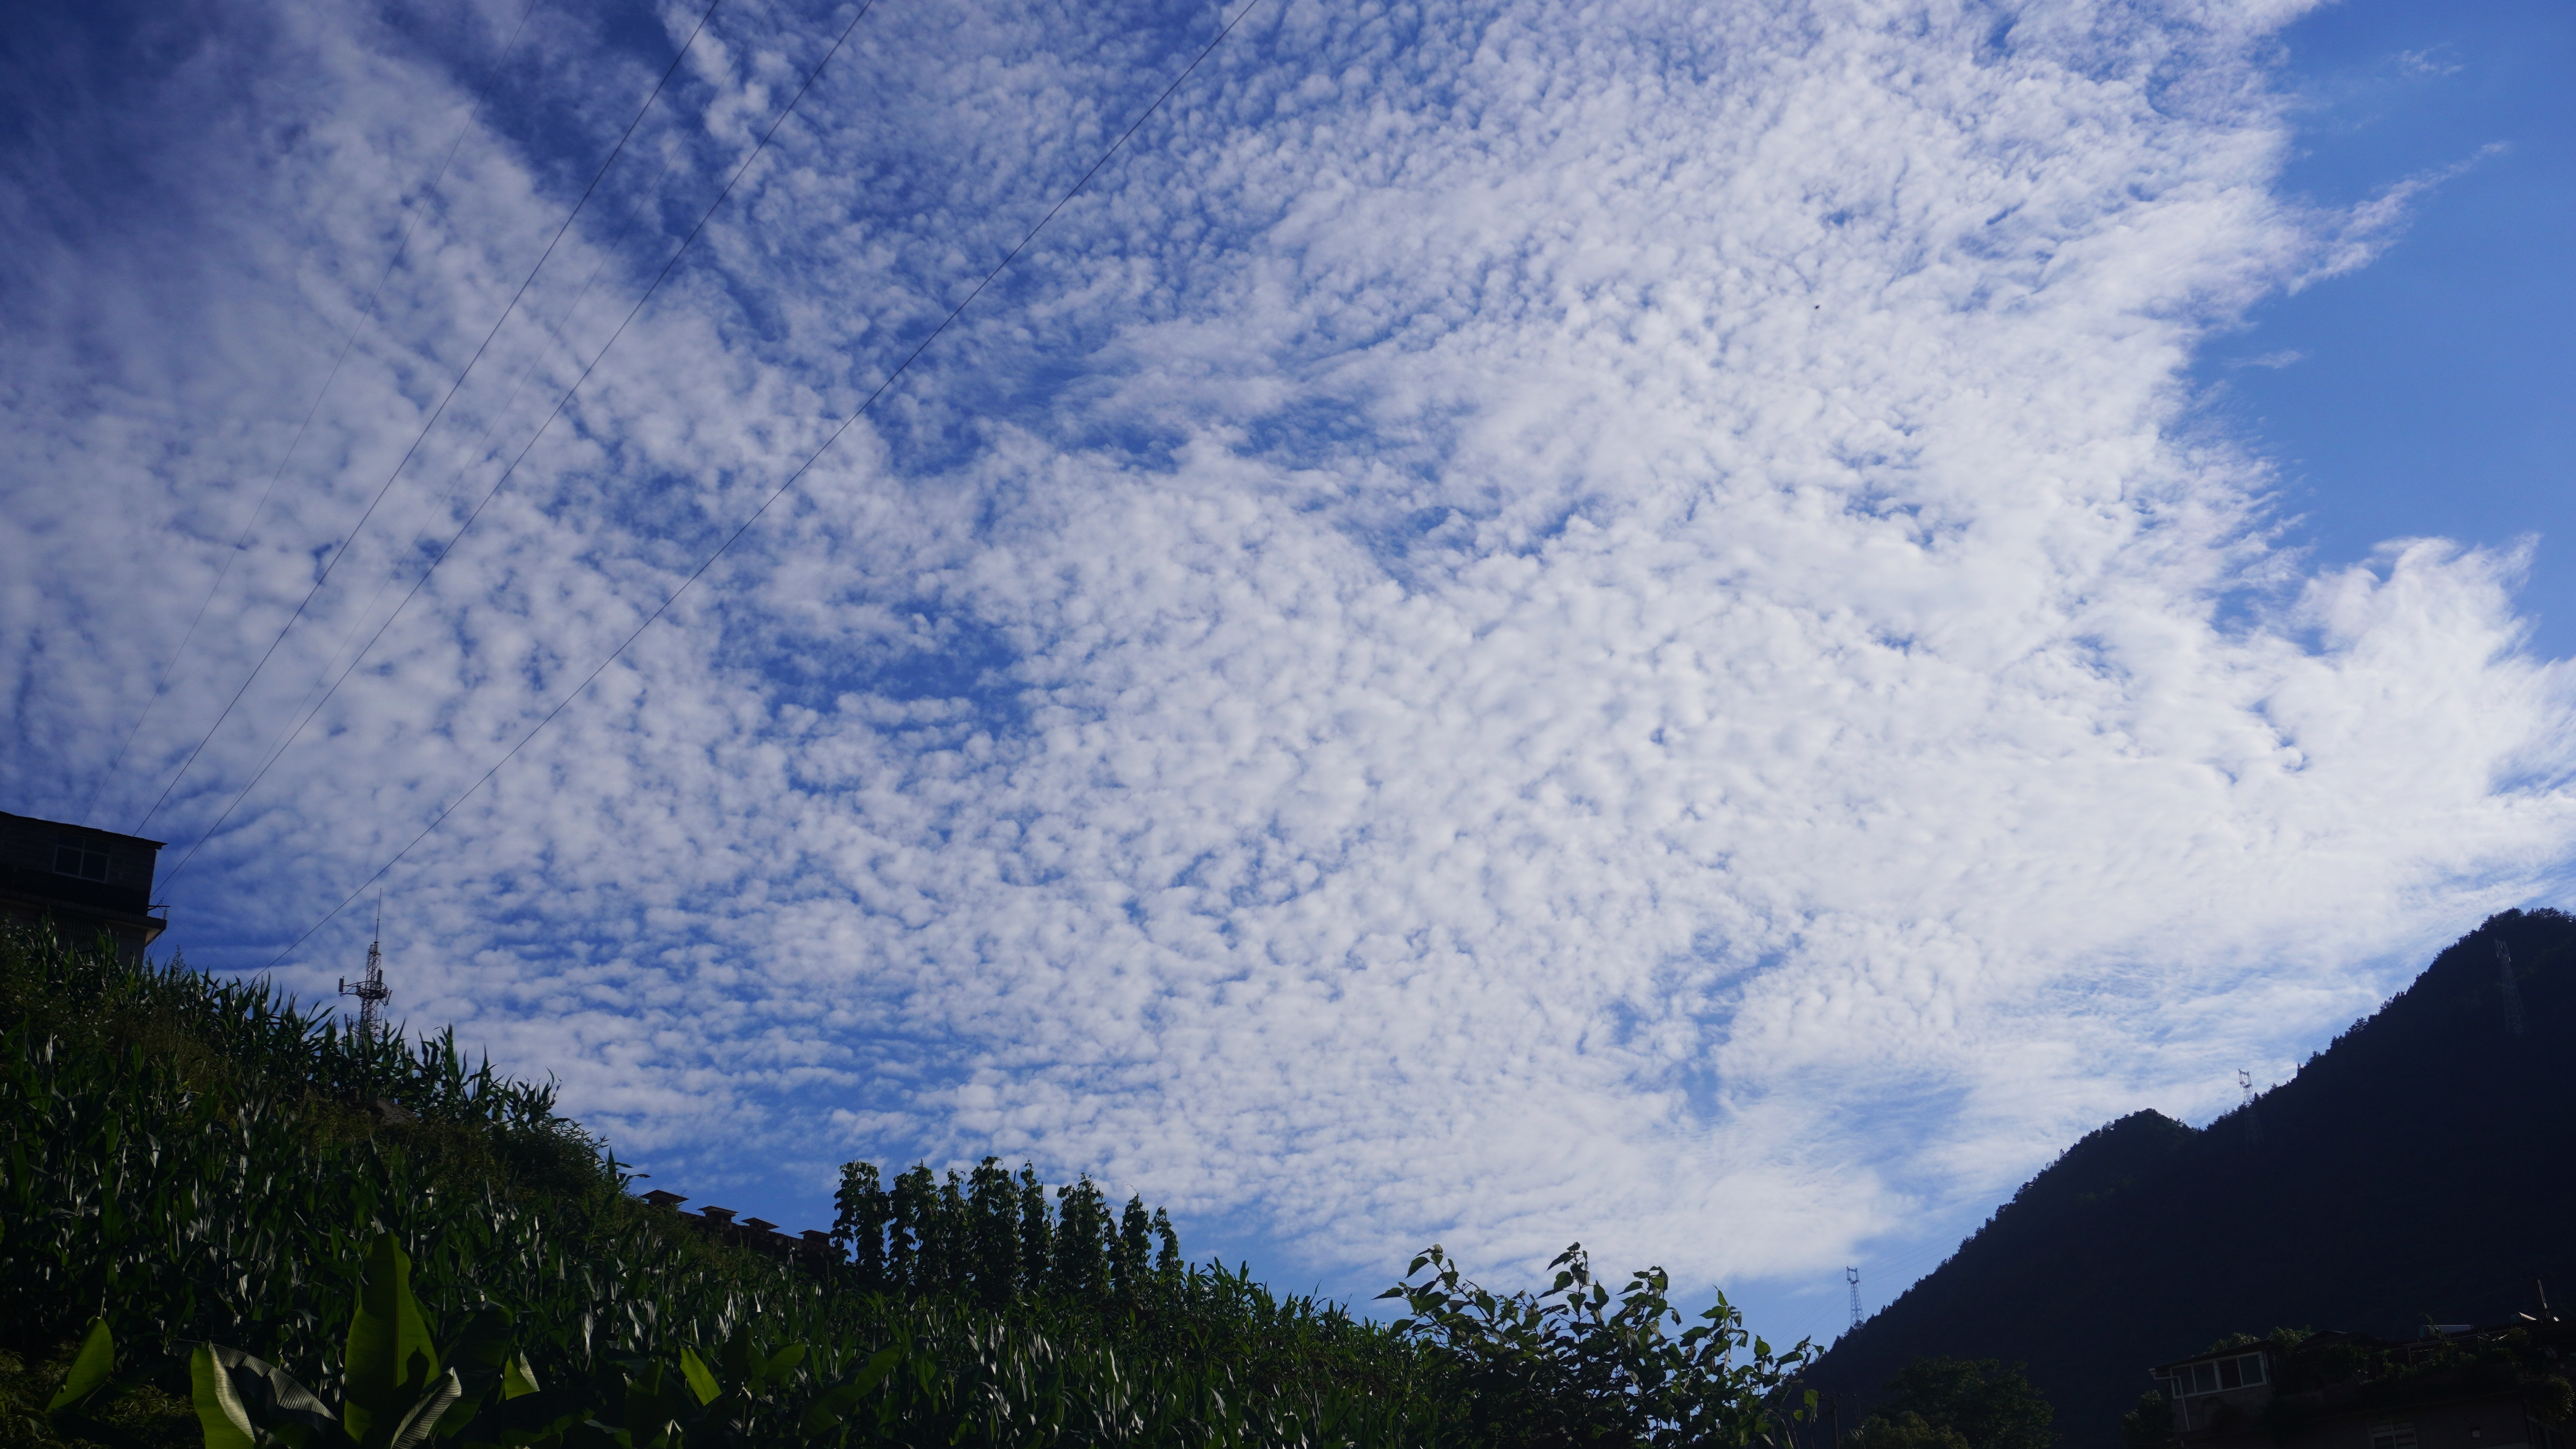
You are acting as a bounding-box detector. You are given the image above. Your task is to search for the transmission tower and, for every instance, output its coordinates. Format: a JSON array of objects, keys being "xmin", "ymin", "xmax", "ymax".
[
  {"xmin": 2497, "ymin": 940, "xmax": 2526, "ymax": 1037},
  {"xmin": 340, "ymin": 899, "xmax": 390, "ymax": 1037},
  {"xmin": 1847, "ymin": 1266, "xmax": 1861, "ymax": 1331},
  {"xmin": 2238, "ymin": 1068, "xmax": 2262, "ymax": 1147}
]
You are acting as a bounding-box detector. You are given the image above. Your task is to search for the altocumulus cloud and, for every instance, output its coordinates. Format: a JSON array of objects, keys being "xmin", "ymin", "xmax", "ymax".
[{"xmin": 4, "ymin": 0, "xmax": 2573, "ymax": 1303}]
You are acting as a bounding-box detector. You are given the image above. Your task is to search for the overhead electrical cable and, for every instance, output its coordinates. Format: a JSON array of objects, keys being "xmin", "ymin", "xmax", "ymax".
[
  {"xmin": 163, "ymin": 0, "xmax": 882, "ymax": 891},
  {"xmin": 159, "ymin": 119, "xmax": 714, "ymax": 889},
  {"xmin": 262, "ymin": 0, "xmax": 1276, "ymax": 967},
  {"xmin": 131, "ymin": 0, "xmax": 726, "ymax": 837},
  {"xmin": 80, "ymin": 0, "xmax": 549, "ymax": 825}
]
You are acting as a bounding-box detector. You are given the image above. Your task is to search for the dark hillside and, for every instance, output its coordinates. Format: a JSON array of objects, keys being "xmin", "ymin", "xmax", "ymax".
[
  {"xmin": 1805, "ymin": 909, "xmax": 2576, "ymax": 1449},
  {"xmin": 0, "ymin": 925, "xmax": 1455, "ymax": 1446}
]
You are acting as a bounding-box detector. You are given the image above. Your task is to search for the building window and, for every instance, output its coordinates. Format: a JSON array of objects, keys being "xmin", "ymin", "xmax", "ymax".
[
  {"xmin": 53, "ymin": 843, "xmax": 116, "ymax": 882},
  {"xmin": 2168, "ymin": 1352, "xmax": 2268, "ymax": 1398},
  {"xmin": 2368, "ymin": 1417, "xmax": 2418, "ymax": 1449}
]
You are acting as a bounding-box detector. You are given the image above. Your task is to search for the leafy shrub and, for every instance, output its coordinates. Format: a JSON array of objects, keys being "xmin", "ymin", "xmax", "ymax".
[
  {"xmin": 1847, "ymin": 1411, "xmax": 1972, "ymax": 1449},
  {"xmin": 1379, "ymin": 1243, "xmax": 1817, "ymax": 1448},
  {"xmin": 2115, "ymin": 1391, "xmax": 2172, "ymax": 1449},
  {"xmin": 1844, "ymin": 1359, "xmax": 2054, "ymax": 1449}
]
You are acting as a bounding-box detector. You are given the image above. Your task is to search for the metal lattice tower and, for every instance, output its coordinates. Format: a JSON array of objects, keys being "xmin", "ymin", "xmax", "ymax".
[
  {"xmin": 340, "ymin": 900, "xmax": 390, "ymax": 1036},
  {"xmin": 1847, "ymin": 1266, "xmax": 1861, "ymax": 1331},
  {"xmin": 2238, "ymin": 1068, "xmax": 2263, "ymax": 1147},
  {"xmin": 2498, "ymin": 941, "xmax": 2526, "ymax": 1037}
]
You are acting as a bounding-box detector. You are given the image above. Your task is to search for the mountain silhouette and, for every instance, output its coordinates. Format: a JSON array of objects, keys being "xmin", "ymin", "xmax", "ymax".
[{"xmin": 1803, "ymin": 909, "xmax": 2576, "ymax": 1449}]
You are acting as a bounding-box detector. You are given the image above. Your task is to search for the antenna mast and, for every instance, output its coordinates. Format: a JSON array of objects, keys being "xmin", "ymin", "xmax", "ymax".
[
  {"xmin": 2497, "ymin": 940, "xmax": 2526, "ymax": 1037},
  {"xmin": 340, "ymin": 898, "xmax": 389, "ymax": 1037},
  {"xmin": 1847, "ymin": 1266, "xmax": 1861, "ymax": 1331}
]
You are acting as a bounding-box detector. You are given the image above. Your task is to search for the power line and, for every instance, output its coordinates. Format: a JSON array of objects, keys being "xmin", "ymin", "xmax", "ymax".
[
  {"xmin": 159, "ymin": 91, "xmax": 717, "ymax": 891},
  {"xmin": 264, "ymin": 0, "xmax": 1276, "ymax": 967},
  {"xmin": 131, "ymin": 0, "xmax": 726, "ymax": 837},
  {"xmin": 80, "ymin": 0, "xmax": 549, "ymax": 827},
  {"xmin": 164, "ymin": 0, "xmax": 874, "ymax": 891}
]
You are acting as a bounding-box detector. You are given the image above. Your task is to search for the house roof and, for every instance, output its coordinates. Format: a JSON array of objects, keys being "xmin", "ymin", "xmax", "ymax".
[{"xmin": 0, "ymin": 810, "xmax": 165, "ymax": 851}]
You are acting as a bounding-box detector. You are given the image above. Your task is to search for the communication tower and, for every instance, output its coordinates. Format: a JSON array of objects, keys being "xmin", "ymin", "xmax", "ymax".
[
  {"xmin": 2497, "ymin": 941, "xmax": 2526, "ymax": 1037},
  {"xmin": 1847, "ymin": 1266, "xmax": 1861, "ymax": 1331},
  {"xmin": 2238, "ymin": 1067, "xmax": 2262, "ymax": 1147},
  {"xmin": 340, "ymin": 900, "xmax": 390, "ymax": 1037}
]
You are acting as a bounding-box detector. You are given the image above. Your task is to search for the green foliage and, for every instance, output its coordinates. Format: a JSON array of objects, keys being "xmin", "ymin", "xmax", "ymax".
[
  {"xmin": 1379, "ymin": 1242, "xmax": 1817, "ymax": 1448},
  {"xmin": 2193, "ymin": 1328, "xmax": 2307, "ymax": 1364},
  {"xmin": 1847, "ymin": 1411, "xmax": 1971, "ymax": 1449},
  {"xmin": 0, "ymin": 924, "xmax": 557, "ymax": 1130},
  {"xmin": 339, "ymin": 1236, "xmax": 446, "ymax": 1446},
  {"xmin": 2, "ymin": 923, "xmax": 1825, "ymax": 1445},
  {"xmin": 0, "ymin": 927, "xmax": 1460, "ymax": 1443},
  {"xmin": 2529, "ymin": 1374, "xmax": 2576, "ymax": 1425},
  {"xmin": 1849, "ymin": 1359, "xmax": 2054, "ymax": 1449},
  {"xmin": 2242, "ymin": 1322, "xmax": 2576, "ymax": 1438},
  {"xmin": 826, "ymin": 1156, "xmax": 1188, "ymax": 1322},
  {"xmin": 1, "ymin": 1325, "xmax": 195, "ymax": 1448},
  {"xmin": 169, "ymin": 1228, "xmax": 775, "ymax": 1449},
  {"xmin": 2114, "ymin": 1392, "xmax": 2170, "ymax": 1449},
  {"xmin": 42, "ymin": 1323, "xmax": 115, "ymax": 1419}
]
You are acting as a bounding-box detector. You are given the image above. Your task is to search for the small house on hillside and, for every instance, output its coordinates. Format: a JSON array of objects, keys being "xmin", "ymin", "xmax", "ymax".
[
  {"xmin": 0, "ymin": 810, "xmax": 165, "ymax": 958},
  {"xmin": 639, "ymin": 1189, "xmax": 836, "ymax": 1272},
  {"xmin": 2151, "ymin": 1320, "xmax": 2573, "ymax": 1449}
]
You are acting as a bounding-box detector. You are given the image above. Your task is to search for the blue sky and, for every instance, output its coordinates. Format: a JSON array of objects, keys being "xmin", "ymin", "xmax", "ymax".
[
  {"xmin": 2202, "ymin": 0, "xmax": 2575, "ymax": 656},
  {"xmin": 4, "ymin": 0, "xmax": 2573, "ymax": 1351}
]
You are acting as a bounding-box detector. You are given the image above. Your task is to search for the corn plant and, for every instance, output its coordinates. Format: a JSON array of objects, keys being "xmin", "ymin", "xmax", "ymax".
[
  {"xmin": 2, "ymin": 927, "xmax": 1463, "ymax": 1444},
  {"xmin": 6, "ymin": 923, "xmax": 1821, "ymax": 1445}
]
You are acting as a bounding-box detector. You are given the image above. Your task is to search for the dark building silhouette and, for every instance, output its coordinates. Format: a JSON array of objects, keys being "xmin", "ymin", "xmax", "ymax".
[
  {"xmin": 638, "ymin": 1189, "xmax": 834, "ymax": 1271},
  {"xmin": 0, "ymin": 810, "xmax": 165, "ymax": 957}
]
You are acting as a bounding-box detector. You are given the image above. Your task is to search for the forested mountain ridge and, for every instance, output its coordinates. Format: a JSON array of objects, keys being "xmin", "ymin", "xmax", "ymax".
[{"xmin": 1804, "ymin": 909, "xmax": 2576, "ymax": 1449}]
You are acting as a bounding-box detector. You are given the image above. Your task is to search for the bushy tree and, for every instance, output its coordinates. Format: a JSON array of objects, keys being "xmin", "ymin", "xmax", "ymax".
[
  {"xmin": 1849, "ymin": 1358, "xmax": 2055, "ymax": 1449},
  {"xmin": 1850, "ymin": 1410, "xmax": 1974, "ymax": 1449},
  {"xmin": 1382, "ymin": 1242, "xmax": 1817, "ymax": 1449},
  {"xmin": 2119, "ymin": 1390, "xmax": 2175, "ymax": 1449}
]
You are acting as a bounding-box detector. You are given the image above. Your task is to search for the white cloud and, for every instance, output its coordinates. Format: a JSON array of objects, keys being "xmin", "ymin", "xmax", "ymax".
[
  {"xmin": 5, "ymin": 0, "xmax": 2572, "ymax": 1322},
  {"xmin": 2392, "ymin": 45, "xmax": 2464, "ymax": 79},
  {"xmin": 2299, "ymin": 142, "xmax": 2507, "ymax": 286}
]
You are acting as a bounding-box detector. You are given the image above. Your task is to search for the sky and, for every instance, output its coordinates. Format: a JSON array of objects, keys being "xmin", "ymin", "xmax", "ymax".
[
  {"xmin": 2193, "ymin": 0, "xmax": 2576, "ymax": 661},
  {"xmin": 3, "ymin": 0, "xmax": 2571, "ymax": 1348}
]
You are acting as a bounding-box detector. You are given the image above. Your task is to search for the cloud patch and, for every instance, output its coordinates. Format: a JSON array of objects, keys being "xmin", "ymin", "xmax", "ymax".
[{"xmin": 4, "ymin": 0, "xmax": 2572, "ymax": 1309}]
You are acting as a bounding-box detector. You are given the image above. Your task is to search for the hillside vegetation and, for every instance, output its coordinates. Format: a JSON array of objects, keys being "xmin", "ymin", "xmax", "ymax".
[
  {"xmin": 0, "ymin": 925, "xmax": 1814, "ymax": 1448},
  {"xmin": 1805, "ymin": 909, "xmax": 2576, "ymax": 1449}
]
